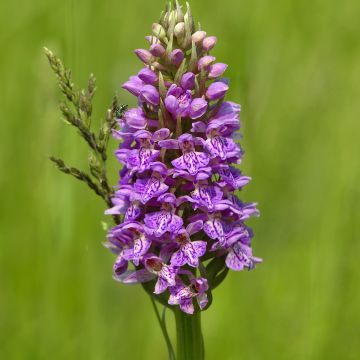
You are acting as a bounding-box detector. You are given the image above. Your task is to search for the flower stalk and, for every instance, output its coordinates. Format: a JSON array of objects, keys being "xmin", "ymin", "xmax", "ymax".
[{"xmin": 175, "ymin": 310, "xmax": 204, "ymax": 360}]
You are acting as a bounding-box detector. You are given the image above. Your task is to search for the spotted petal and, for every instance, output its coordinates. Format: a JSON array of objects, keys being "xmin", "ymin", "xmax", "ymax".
[
  {"xmin": 135, "ymin": 177, "xmax": 169, "ymax": 204},
  {"xmin": 133, "ymin": 235, "xmax": 152, "ymax": 266},
  {"xmin": 183, "ymin": 240, "xmax": 207, "ymax": 267},
  {"xmin": 113, "ymin": 253, "xmax": 128, "ymax": 280},
  {"xmin": 179, "ymin": 297, "xmax": 195, "ymax": 314},
  {"xmin": 204, "ymin": 218, "xmax": 225, "ymax": 245},
  {"xmin": 226, "ymin": 241, "xmax": 262, "ymax": 271}
]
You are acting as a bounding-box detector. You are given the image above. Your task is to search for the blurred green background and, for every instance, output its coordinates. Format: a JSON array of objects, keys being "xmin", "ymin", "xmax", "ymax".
[{"xmin": 1, "ymin": 0, "xmax": 359, "ymax": 359}]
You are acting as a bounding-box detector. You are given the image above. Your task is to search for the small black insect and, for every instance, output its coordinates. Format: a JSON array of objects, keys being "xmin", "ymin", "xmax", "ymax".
[{"xmin": 114, "ymin": 104, "xmax": 128, "ymax": 118}]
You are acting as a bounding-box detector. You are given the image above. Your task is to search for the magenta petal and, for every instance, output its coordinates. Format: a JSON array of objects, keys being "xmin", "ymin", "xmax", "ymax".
[
  {"xmin": 138, "ymin": 68, "xmax": 158, "ymax": 84},
  {"xmin": 154, "ymin": 276, "xmax": 168, "ymax": 294},
  {"xmin": 186, "ymin": 220, "xmax": 203, "ymax": 235},
  {"xmin": 190, "ymin": 98, "xmax": 208, "ymax": 119},
  {"xmin": 171, "ymin": 249, "xmax": 186, "ymax": 267},
  {"xmin": 206, "ymin": 81, "xmax": 229, "ymax": 100},
  {"xmin": 204, "ymin": 218, "xmax": 225, "ymax": 243},
  {"xmin": 133, "ymin": 236, "xmax": 152, "ymax": 265},
  {"xmin": 140, "ymin": 85, "xmax": 160, "ymax": 106},
  {"xmin": 208, "ymin": 63, "xmax": 228, "ymax": 79},
  {"xmin": 165, "ymin": 95, "xmax": 179, "ymax": 114},
  {"xmin": 179, "ymin": 298, "xmax": 194, "ymax": 314},
  {"xmin": 181, "ymin": 72, "xmax": 196, "ymax": 90},
  {"xmin": 113, "ymin": 254, "xmax": 128, "ymax": 280}
]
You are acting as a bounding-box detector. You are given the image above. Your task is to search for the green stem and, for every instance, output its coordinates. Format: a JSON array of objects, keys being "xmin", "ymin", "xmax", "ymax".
[
  {"xmin": 174, "ymin": 310, "xmax": 205, "ymax": 360},
  {"xmin": 150, "ymin": 297, "xmax": 175, "ymax": 360}
]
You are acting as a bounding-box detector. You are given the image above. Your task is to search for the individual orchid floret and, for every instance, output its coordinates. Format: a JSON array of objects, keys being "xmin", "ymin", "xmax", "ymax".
[
  {"xmin": 226, "ymin": 241, "xmax": 262, "ymax": 271},
  {"xmin": 170, "ymin": 220, "xmax": 207, "ymax": 267},
  {"xmin": 216, "ymin": 166, "xmax": 251, "ymax": 190},
  {"xmin": 117, "ymin": 128, "xmax": 169, "ymax": 174},
  {"xmin": 116, "ymin": 130, "xmax": 161, "ymax": 173},
  {"xmin": 105, "ymin": 185, "xmax": 142, "ymax": 221},
  {"xmin": 180, "ymin": 180, "xmax": 224, "ymax": 212},
  {"xmin": 168, "ymin": 277, "xmax": 209, "ymax": 314},
  {"xmin": 165, "ymin": 84, "xmax": 192, "ymax": 118},
  {"xmin": 112, "ymin": 221, "xmax": 151, "ymax": 266},
  {"xmin": 133, "ymin": 162, "xmax": 169, "ymax": 204},
  {"xmin": 160, "ymin": 134, "xmax": 210, "ymax": 176},
  {"xmin": 144, "ymin": 193, "xmax": 183, "ymax": 237},
  {"xmin": 204, "ymin": 125, "xmax": 241, "ymax": 161},
  {"xmin": 119, "ymin": 254, "xmax": 178, "ymax": 295}
]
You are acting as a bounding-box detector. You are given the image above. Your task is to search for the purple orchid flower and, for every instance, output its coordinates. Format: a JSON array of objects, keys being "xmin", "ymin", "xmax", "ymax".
[
  {"xmin": 164, "ymin": 84, "xmax": 208, "ymax": 119},
  {"xmin": 110, "ymin": 221, "xmax": 151, "ymax": 266},
  {"xmin": 144, "ymin": 193, "xmax": 183, "ymax": 237},
  {"xmin": 105, "ymin": 185, "xmax": 142, "ymax": 221},
  {"xmin": 159, "ymin": 134, "xmax": 210, "ymax": 176},
  {"xmin": 170, "ymin": 220, "xmax": 207, "ymax": 267},
  {"xmin": 216, "ymin": 166, "xmax": 252, "ymax": 190},
  {"xmin": 133, "ymin": 162, "xmax": 169, "ymax": 204},
  {"xmin": 180, "ymin": 180, "xmax": 224, "ymax": 212},
  {"xmin": 168, "ymin": 277, "xmax": 209, "ymax": 314},
  {"xmin": 226, "ymin": 241, "xmax": 262, "ymax": 271},
  {"xmin": 119, "ymin": 254, "xmax": 178, "ymax": 294},
  {"xmin": 116, "ymin": 128, "xmax": 169, "ymax": 173}
]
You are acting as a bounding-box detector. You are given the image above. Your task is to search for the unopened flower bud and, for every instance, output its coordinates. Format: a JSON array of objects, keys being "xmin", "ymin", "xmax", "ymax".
[
  {"xmin": 134, "ymin": 49, "xmax": 153, "ymax": 64},
  {"xmin": 208, "ymin": 63, "xmax": 228, "ymax": 79},
  {"xmin": 150, "ymin": 43, "xmax": 165, "ymax": 57},
  {"xmin": 203, "ymin": 36, "xmax": 217, "ymax": 52},
  {"xmin": 169, "ymin": 49, "xmax": 184, "ymax": 67},
  {"xmin": 197, "ymin": 55, "xmax": 216, "ymax": 71},
  {"xmin": 174, "ymin": 22, "xmax": 185, "ymax": 40},
  {"xmin": 122, "ymin": 76, "xmax": 144, "ymax": 96},
  {"xmin": 138, "ymin": 68, "xmax": 158, "ymax": 85},
  {"xmin": 192, "ymin": 31, "xmax": 207, "ymax": 44},
  {"xmin": 152, "ymin": 23, "xmax": 167, "ymax": 41},
  {"xmin": 181, "ymin": 72, "xmax": 196, "ymax": 90},
  {"xmin": 145, "ymin": 35, "xmax": 160, "ymax": 45},
  {"xmin": 206, "ymin": 81, "xmax": 229, "ymax": 100}
]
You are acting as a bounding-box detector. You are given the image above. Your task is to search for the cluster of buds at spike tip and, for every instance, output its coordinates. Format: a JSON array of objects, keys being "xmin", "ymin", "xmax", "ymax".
[{"xmin": 106, "ymin": 1, "xmax": 261, "ymax": 315}]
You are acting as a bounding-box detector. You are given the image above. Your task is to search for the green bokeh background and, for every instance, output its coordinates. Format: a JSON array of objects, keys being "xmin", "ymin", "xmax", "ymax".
[{"xmin": 1, "ymin": 0, "xmax": 359, "ymax": 359}]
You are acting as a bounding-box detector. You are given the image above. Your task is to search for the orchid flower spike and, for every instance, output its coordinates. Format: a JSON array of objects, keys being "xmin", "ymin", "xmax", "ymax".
[{"xmin": 106, "ymin": 0, "xmax": 261, "ymax": 315}]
